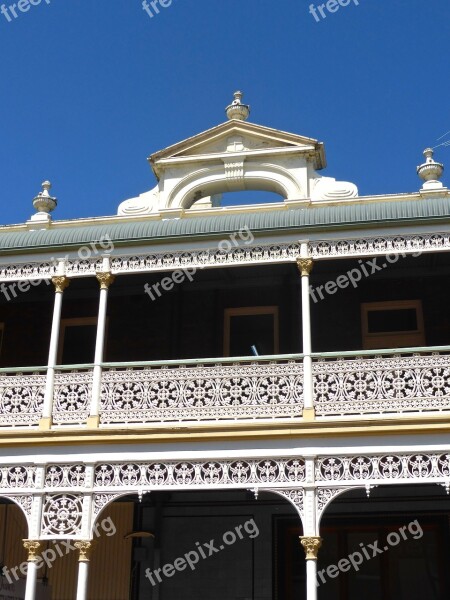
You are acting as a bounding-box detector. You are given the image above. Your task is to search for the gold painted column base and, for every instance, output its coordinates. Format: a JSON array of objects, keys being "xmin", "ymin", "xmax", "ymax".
[
  {"xmin": 86, "ymin": 415, "xmax": 100, "ymax": 429},
  {"xmin": 38, "ymin": 417, "xmax": 52, "ymax": 431},
  {"xmin": 302, "ymin": 407, "xmax": 316, "ymax": 421}
]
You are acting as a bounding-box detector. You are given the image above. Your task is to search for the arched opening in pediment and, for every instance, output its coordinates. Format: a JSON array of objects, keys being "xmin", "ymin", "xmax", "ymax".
[
  {"xmin": 189, "ymin": 189, "xmax": 284, "ymax": 210},
  {"xmin": 168, "ymin": 162, "xmax": 303, "ymax": 210}
]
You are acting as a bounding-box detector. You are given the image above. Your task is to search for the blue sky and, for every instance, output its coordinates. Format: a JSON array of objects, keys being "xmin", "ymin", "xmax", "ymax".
[{"xmin": 0, "ymin": 0, "xmax": 448, "ymax": 223}]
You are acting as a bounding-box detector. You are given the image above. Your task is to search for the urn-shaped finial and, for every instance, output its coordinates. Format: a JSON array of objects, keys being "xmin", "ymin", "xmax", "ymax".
[
  {"xmin": 226, "ymin": 91, "xmax": 250, "ymax": 121},
  {"xmin": 32, "ymin": 180, "xmax": 57, "ymax": 214},
  {"xmin": 417, "ymin": 148, "xmax": 444, "ymax": 185}
]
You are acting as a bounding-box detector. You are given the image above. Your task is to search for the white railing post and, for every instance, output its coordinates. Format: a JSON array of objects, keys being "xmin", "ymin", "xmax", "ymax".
[
  {"xmin": 297, "ymin": 243, "xmax": 315, "ymax": 420},
  {"xmin": 87, "ymin": 256, "xmax": 114, "ymax": 428},
  {"xmin": 40, "ymin": 259, "xmax": 69, "ymax": 430}
]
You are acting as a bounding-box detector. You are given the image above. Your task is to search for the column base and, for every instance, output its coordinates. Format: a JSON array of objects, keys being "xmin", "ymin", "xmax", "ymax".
[
  {"xmin": 38, "ymin": 417, "xmax": 52, "ymax": 431},
  {"xmin": 302, "ymin": 407, "xmax": 316, "ymax": 421},
  {"xmin": 87, "ymin": 415, "xmax": 100, "ymax": 429}
]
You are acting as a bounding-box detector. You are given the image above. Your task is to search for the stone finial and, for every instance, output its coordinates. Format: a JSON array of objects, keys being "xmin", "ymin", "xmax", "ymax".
[
  {"xmin": 33, "ymin": 180, "xmax": 57, "ymax": 215},
  {"xmin": 226, "ymin": 91, "xmax": 250, "ymax": 121},
  {"xmin": 417, "ymin": 148, "xmax": 444, "ymax": 190}
]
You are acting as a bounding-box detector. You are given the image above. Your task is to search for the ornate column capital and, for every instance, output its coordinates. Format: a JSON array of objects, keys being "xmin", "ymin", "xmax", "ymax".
[
  {"xmin": 74, "ymin": 540, "xmax": 95, "ymax": 562},
  {"xmin": 96, "ymin": 271, "xmax": 115, "ymax": 290},
  {"xmin": 51, "ymin": 275, "xmax": 70, "ymax": 293},
  {"xmin": 23, "ymin": 540, "xmax": 42, "ymax": 562},
  {"xmin": 296, "ymin": 258, "xmax": 314, "ymax": 277},
  {"xmin": 300, "ymin": 536, "xmax": 322, "ymax": 560}
]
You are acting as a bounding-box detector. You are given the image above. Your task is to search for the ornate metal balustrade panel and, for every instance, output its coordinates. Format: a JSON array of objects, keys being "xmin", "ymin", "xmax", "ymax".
[
  {"xmin": 99, "ymin": 361, "xmax": 304, "ymax": 424},
  {"xmin": 313, "ymin": 353, "xmax": 450, "ymax": 416},
  {"xmin": 45, "ymin": 465, "xmax": 87, "ymax": 488},
  {"xmin": 0, "ymin": 465, "xmax": 36, "ymax": 489},
  {"xmin": 41, "ymin": 493, "xmax": 84, "ymax": 536},
  {"xmin": 0, "ymin": 452, "xmax": 448, "ymax": 538},
  {"xmin": 92, "ymin": 457, "xmax": 306, "ymax": 490},
  {"xmin": 2, "ymin": 231, "xmax": 450, "ymax": 284},
  {"xmin": 0, "ymin": 242, "xmax": 302, "ymax": 282},
  {"xmin": 107, "ymin": 243, "xmax": 301, "ymax": 274},
  {"xmin": 52, "ymin": 371, "xmax": 92, "ymax": 425},
  {"xmin": 0, "ymin": 372, "xmax": 45, "ymax": 427},
  {"xmin": 309, "ymin": 232, "xmax": 450, "ymax": 260},
  {"xmin": 316, "ymin": 453, "xmax": 450, "ymax": 484}
]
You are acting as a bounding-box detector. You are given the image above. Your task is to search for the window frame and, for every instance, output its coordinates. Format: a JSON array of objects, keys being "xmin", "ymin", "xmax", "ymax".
[
  {"xmin": 361, "ymin": 299, "xmax": 425, "ymax": 350},
  {"xmin": 223, "ymin": 305, "xmax": 279, "ymax": 357}
]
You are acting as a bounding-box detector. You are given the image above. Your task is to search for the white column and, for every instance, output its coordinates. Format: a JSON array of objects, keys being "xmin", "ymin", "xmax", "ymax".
[
  {"xmin": 88, "ymin": 256, "xmax": 115, "ymax": 428},
  {"xmin": 23, "ymin": 540, "xmax": 41, "ymax": 600},
  {"xmin": 300, "ymin": 537, "xmax": 322, "ymax": 600},
  {"xmin": 74, "ymin": 541, "xmax": 93, "ymax": 600},
  {"xmin": 40, "ymin": 259, "xmax": 69, "ymax": 430},
  {"xmin": 297, "ymin": 244, "xmax": 314, "ymax": 418}
]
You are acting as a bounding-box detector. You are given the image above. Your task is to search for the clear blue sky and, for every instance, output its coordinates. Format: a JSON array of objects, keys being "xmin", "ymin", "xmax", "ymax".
[{"xmin": 0, "ymin": 0, "xmax": 449, "ymax": 224}]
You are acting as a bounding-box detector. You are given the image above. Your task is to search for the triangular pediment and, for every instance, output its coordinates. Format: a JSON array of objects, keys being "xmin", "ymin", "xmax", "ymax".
[{"xmin": 149, "ymin": 120, "xmax": 324, "ymax": 164}]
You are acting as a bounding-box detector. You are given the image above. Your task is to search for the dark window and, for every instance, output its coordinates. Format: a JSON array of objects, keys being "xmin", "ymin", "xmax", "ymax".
[
  {"xmin": 60, "ymin": 321, "xmax": 97, "ymax": 364},
  {"xmin": 367, "ymin": 308, "xmax": 418, "ymax": 333},
  {"xmin": 229, "ymin": 313, "xmax": 275, "ymax": 356}
]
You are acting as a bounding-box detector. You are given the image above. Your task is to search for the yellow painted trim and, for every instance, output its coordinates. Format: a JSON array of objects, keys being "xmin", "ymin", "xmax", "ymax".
[
  {"xmin": 38, "ymin": 417, "xmax": 52, "ymax": 431},
  {"xmin": 2, "ymin": 414, "xmax": 450, "ymax": 447},
  {"xmin": 302, "ymin": 408, "xmax": 316, "ymax": 421},
  {"xmin": 86, "ymin": 415, "xmax": 100, "ymax": 429}
]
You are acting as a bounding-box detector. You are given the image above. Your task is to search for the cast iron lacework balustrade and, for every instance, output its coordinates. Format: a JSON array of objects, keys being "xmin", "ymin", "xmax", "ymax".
[
  {"xmin": 0, "ymin": 466, "xmax": 36, "ymax": 488},
  {"xmin": 107, "ymin": 243, "xmax": 302, "ymax": 273},
  {"xmin": 0, "ymin": 242, "xmax": 302, "ymax": 282},
  {"xmin": 0, "ymin": 372, "xmax": 45, "ymax": 426},
  {"xmin": 45, "ymin": 465, "xmax": 87, "ymax": 488},
  {"xmin": 316, "ymin": 453, "xmax": 450, "ymax": 483},
  {"xmin": 308, "ymin": 232, "xmax": 450, "ymax": 259},
  {"xmin": 41, "ymin": 493, "xmax": 84, "ymax": 536},
  {"xmin": 313, "ymin": 352, "xmax": 450, "ymax": 416},
  {"xmin": 93, "ymin": 458, "xmax": 306, "ymax": 488},
  {"xmin": 52, "ymin": 370, "xmax": 92, "ymax": 425},
  {"xmin": 99, "ymin": 360, "xmax": 304, "ymax": 424},
  {"xmin": 1, "ymin": 232, "xmax": 449, "ymax": 284}
]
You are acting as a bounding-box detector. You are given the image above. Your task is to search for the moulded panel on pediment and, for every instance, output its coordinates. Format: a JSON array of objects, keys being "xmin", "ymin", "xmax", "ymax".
[
  {"xmin": 151, "ymin": 121, "xmax": 321, "ymax": 163},
  {"xmin": 173, "ymin": 132, "xmax": 316, "ymax": 158}
]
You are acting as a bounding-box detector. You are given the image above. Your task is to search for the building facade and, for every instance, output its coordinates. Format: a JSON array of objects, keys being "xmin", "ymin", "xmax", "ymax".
[{"xmin": 0, "ymin": 93, "xmax": 449, "ymax": 600}]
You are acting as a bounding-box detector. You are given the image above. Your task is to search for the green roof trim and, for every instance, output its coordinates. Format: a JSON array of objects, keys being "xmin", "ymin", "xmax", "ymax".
[{"xmin": 1, "ymin": 196, "xmax": 450, "ymax": 254}]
